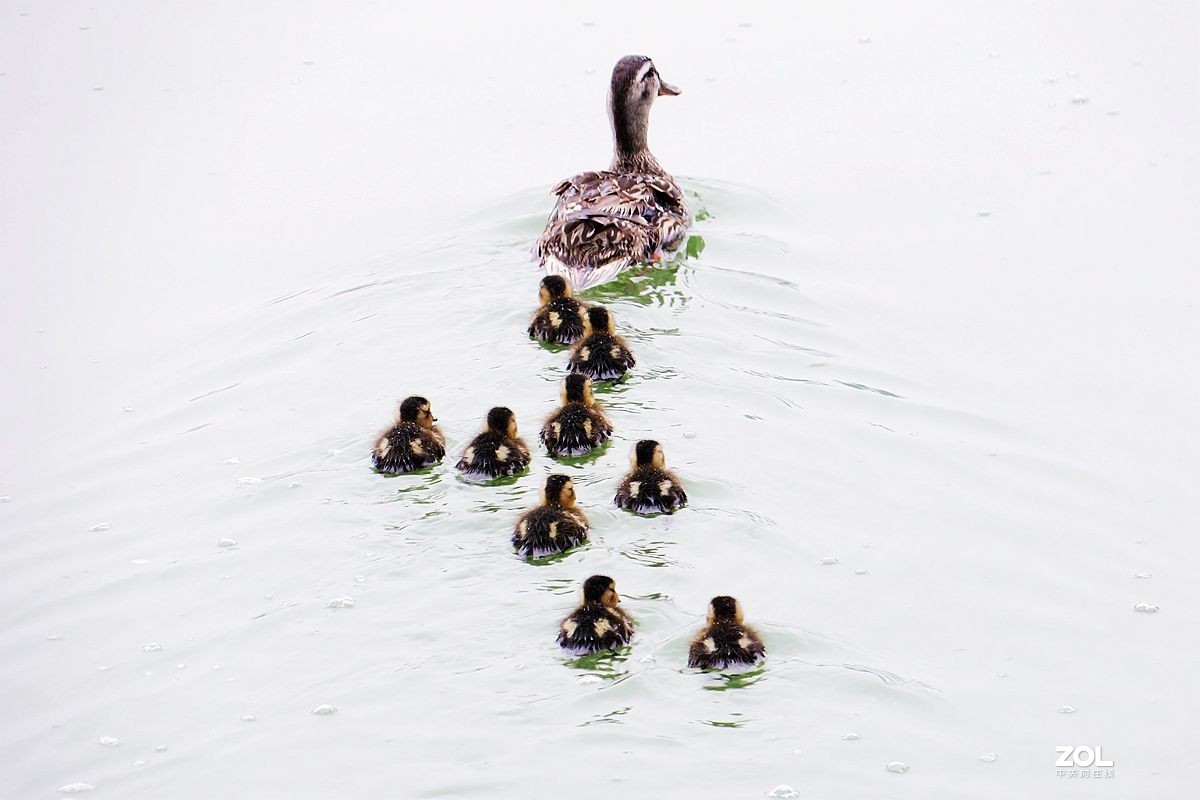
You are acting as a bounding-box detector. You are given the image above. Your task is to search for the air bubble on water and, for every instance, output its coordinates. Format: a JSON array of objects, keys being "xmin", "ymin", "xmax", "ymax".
[
  {"xmin": 766, "ymin": 786, "xmax": 800, "ymax": 799},
  {"xmin": 842, "ymin": 732, "xmax": 861, "ymax": 741},
  {"xmin": 90, "ymin": 523, "xmax": 112, "ymax": 532},
  {"xmin": 980, "ymin": 753, "xmax": 998, "ymax": 762},
  {"xmin": 222, "ymin": 457, "xmax": 240, "ymax": 464},
  {"xmin": 327, "ymin": 597, "xmax": 355, "ymax": 609},
  {"xmin": 1059, "ymin": 705, "xmax": 1076, "ymax": 714},
  {"xmin": 1071, "ymin": 94, "xmax": 1089, "ymax": 104},
  {"xmin": 819, "ymin": 557, "xmax": 839, "ymax": 565},
  {"xmin": 683, "ymin": 431, "xmax": 696, "ymax": 438},
  {"xmin": 217, "ymin": 538, "xmax": 237, "ymax": 548},
  {"xmin": 241, "ymin": 715, "xmax": 256, "ymax": 722},
  {"xmin": 237, "ymin": 477, "xmax": 262, "ymax": 485},
  {"xmin": 57, "ymin": 783, "xmax": 93, "ymax": 793},
  {"xmin": 1134, "ymin": 572, "xmax": 1152, "ymax": 579},
  {"xmin": 886, "ymin": 761, "xmax": 910, "ymax": 774},
  {"xmin": 1134, "ymin": 602, "xmax": 1159, "ymax": 613},
  {"xmin": 98, "ymin": 736, "xmax": 120, "ymax": 747},
  {"xmin": 142, "ymin": 642, "xmax": 162, "ymax": 653},
  {"xmin": 311, "ymin": 704, "xmax": 338, "ymax": 715},
  {"xmin": 288, "ymin": 481, "xmax": 300, "ymax": 488},
  {"xmin": 854, "ymin": 568, "xmax": 868, "ymax": 575}
]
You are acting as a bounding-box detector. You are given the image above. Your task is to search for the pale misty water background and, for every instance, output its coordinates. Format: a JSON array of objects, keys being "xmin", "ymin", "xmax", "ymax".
[{"xmin": 2, "ymin": 2, "xmax": 1198, "ymax": 798}]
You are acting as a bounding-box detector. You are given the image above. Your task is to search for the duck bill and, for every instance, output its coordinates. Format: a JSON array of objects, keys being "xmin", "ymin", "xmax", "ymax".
[{"xmin": 658, "ymin": 80, "xmax": 681, "ymax": 96}]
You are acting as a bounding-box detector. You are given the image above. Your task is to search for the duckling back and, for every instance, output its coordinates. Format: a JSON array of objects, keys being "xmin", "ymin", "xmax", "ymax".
[
  {"xmin": 540, "ymin": 402, "xmax": 613, "ymax": 457},
  {"xmin": 688, "ymin": 620, "xmax": 766, "ymax": 670},
  {"xmin": 615, "ymin": 465, "xmax": 687, "ymax": 513},
  {"xmin": 513, "ymin": 506, "xmax": 589, "ymax": 558},
  {"xmin": 456, "ymin": 431, "xmax": 531, "ymax": 478},
  {"xmin": 528, "ymin": 296, "xmax": 587, "ymax": 344},
  {"xmin": 569, "ymin": 332, "xmax": 636, "ymax": 381},
  {"xmin": 372, "ymin": 422, "xmax": 445, "ymax": 474},
  {"xmin": 557, "ymin": 604, "xmax": 633, "ymax": 654}
]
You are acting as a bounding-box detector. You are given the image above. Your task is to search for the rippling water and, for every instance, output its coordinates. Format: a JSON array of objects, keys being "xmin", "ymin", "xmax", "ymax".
[{"xmin": 4, "ymin": 2, "xmax": 1198, "ymax": 798}]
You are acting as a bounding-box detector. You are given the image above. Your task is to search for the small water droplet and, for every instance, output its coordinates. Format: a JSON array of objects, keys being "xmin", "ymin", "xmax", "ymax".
[
  {"xmin": 241, "ymin": 715, "xmax": 256, "ymax": 722},
  {"xmin": 142, "ymin": 642, "xmax": 162, "ymax": 653},
  {"xmin": 91, "ymin": 85, "xmax": 104, "ymax": 92},
  {"xmin": 886, "ymin": 761, "xmax": 910, "ymax": 774},
  {"xmin": 979, "ymin": 752, "xmax": 998, "ymax": 762},
  {"xmin": 1071, "ymin": 94, "xmax": 1089, "ymax": 104},
  {"xmin": 1134, "ymin": 602, "xmax": 1159, "ymax": 613},
  {"xmin": 854, "ymin": 568, "xmax": 868, "ymax": 575},
  {"xmin": 310, "ymin": 704, "xmax": 338, "ymax": 715},
  {"xmin": 1059, "ymin": 705, "xmax": 1076, "ymax": 714},
  {"xmin": 327, "ymin": 596, "xmax": 355, "ymax": 609},
  {"xmin": 1134, "ymin": 572, "xmax": 1152, "ymax": 579},
  {"xmin": 819, "ymin": 557, "xmax": 839, "ymax": 565},
  {"xmin": 288, "ymin": 481, "xmax": 300, "ymax": 488},
  {"xmin": 122, "ymin": 406, "xmax": 134, "ymax": 412},
  {"xmin": 683, "ymin": 431, "xmax": 696, "ymax": 438},
  {"xmin": 98, "ymin": 736, "xmax": 120, "ymax": 747},
  {"xmin": 57, "ymin": 782, "xmax": 94, "ymax": 793},
  {"xmin": 89, "ymin": 522, "xmax": 112, "ymax": 532},
  {"xmin": 132, "ymin": 759, "xmax": 148, "ymax": 767},
  {"xmin": 78, "ymin": 25, "xmax": 90, "ymax": 31},
  {"xmin": 154, "ymin": 744, "xmax": 168, "ymax": 752},
  {"xmin": 217, "ymin": 538, "xmax": 237, "ymax": 548},
  {"xmin": 842, "ymin": 732, "xmax": 861, "ymax": 741}
]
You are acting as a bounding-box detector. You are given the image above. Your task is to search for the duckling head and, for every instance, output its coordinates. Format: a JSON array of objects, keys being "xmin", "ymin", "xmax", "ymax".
[
  {"xmin": 633, "ymin": 439, "xmax": 666, "ymax": 469},
  {"xmin": 609, "ymin": 55, "xmax": 680, "ymax": 166},
  {"xmin": 585, "ymin": 306, "xmax": 614, "ymax": 335},
  {"xmin": 708, "ymin": 596, "xmax": 744, "ymax": 625},
  {"xmin": 542, "ymin": 473, "xmax": 577, "ymax": 509},
  {"xmin": 398, "ymin": 395, "xmax": 437, "ymax": 429},
  {"xmin": 539, "ymin": 275, "xmax": 571, "ymax": 305},
  {"xmin": 582, "ymin": 574, "xmax": 620, "ymax": 607},
  {"xmin": 562, "ymin": 373, "xmax": 595, "ymax": 406},
  {"xmin": 485, "ymin": 406, "xmax": 518, "ymax": 438}
]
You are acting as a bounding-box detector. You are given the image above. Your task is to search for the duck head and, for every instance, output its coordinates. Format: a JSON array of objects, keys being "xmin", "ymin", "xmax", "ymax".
[
  {"xmin": 562, "ymin": 373, "xmax": 595, "ymax": 407},
  {"xmin": 538, "ymin": 274, "xmax": 571, "ymax": 306},
  {"xmin": 398, "ymin": 395, "xmax": 437, "ymax": 429},
  {"xmin": 633, "ymin": 439, "xmax": 666, "ymax": 469},
  {"xmin": 485, "ymin": 406, "xmax": 518, "ymax": 438},
  {"xmin": 608, "ymin": 55, "xmax": 680, "ymax": 170},
  {"xmin": 583, "ymin": 574, "xmax": 621, "ymax": 607},
  {"xmin": 707, "ymin": 595, "xmax": 744, "ymax": 625},
  {"xmin": 542, "ymin": 473, "xmax": 577, "ymax": 509}
]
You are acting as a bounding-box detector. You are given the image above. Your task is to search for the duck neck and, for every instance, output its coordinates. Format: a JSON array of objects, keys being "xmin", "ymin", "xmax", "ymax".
[{"xmin": 609, "ymin": 97, "xmax": 662, "ymax": 174}]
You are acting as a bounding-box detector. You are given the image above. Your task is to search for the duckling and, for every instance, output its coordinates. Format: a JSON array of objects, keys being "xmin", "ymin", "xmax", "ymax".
[
  {"xmin": 528, "ymin": 275, "xmax": 588, "ymax": 344},
  {"xmin": 512, "ymin": 474, "xmax": 589, "ymax": 558},
  {"xmin": 455, "ymin": 406, "xmax": 532, "ymax": 478},
  {"xmin": 614, "ymin": 439, "xmax": 688, "ymax": 514},
  {"xmin": 568, "ymin": 306, "xmax": 636, "ymax": 381},
  {"xmin": 688, "ymin": 596, "xmax": 766, "ymax": 670},
  {"xmin": 533, "ymin": 55, "xmax": 691, "ymax": 291},
  {"xmin": 540, "ymin": 374, "xmax": 613, "ymax": 457},
  {"xmin": 557, "ymin": 575, "xmax": 634, "ymax": 654},
  {"xmin": 371, "ymin": 395, "xmax": 445, "ymax": 473}
]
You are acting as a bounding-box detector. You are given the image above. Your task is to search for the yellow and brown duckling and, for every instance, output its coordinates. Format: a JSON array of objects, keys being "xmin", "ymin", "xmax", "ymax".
[
  {"xmin": 688, "ymin": 596, "xmax": 766, "ymax": 670},
  {"xmin": 455, "ymin": 406, "xmax": 532, "ymax": 478},
  {"xmin": 557, "ymin": 575, "xmax": 634, "ymax": 654},
  {"xmin": 568, "ymin": 306, "xmax": 636, "ymax": 381},
  {"xmin": 513, "ymin": 474, "xmax": 589, "ymax": 558},
  {"xmin": 371, "ymin": 395, "xmax": 445, "ymax": 474},
  {"xmin": 528, "ymin": 275, "xmax": 588, "ymax": 345},
  {"xmin": 614, "ymin": 439, "xmax": 688, "ymax": 514},
  {"xmin": 540, "ymin": 374, "xmax": 613, "ymax": 457}
]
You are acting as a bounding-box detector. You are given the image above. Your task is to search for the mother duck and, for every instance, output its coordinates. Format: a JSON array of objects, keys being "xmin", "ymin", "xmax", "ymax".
[{"xmin": 533, "ymin": 55, "xmax": 691, "ymax": 291}]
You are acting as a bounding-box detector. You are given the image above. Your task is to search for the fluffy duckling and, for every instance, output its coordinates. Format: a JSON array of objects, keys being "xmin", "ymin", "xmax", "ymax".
[
  {"xmin": 614, "ymin": 439, "xmax": 688, "ymax": 513},
  {"xmin": 540, "ymin": 374, "xmax": 613, "ymax": 457},
  {"xmin": 455, "ymin": 407, "xmax": 532, "ymax": 478},
  {"xmin": 568, "ymin": 306, "xmax": 636, "ymax": 381},
  {"xmin": 557, "ymin": 575, "xmax": 634, "ymax": 654},
  {"xmin": 371, "ymin": 395, "xmax": 445, "ymax": 473},
  {"xmin": 688, "ymin": 596, "xmax": 766, "ymax": 670},
  {"xmin": 512, "ymin": 474, "xmax": 589, "ymax": 558},
  {"xmin": 528, "ymin": 275, "xmax": 588, "ymax": 344}
]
